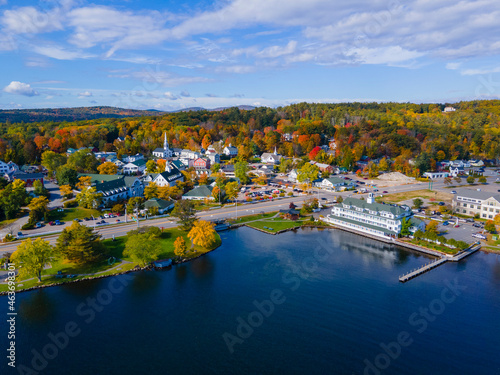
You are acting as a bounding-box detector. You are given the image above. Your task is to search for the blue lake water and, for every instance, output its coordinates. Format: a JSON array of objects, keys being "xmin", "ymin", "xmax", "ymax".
[{"xmin": 1, "ymin": 227, "xmax": 500, "ymax": 375}]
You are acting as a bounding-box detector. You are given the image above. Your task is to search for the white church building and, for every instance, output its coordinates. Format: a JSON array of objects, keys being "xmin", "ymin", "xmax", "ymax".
[{"xmin": 153, "ymin": 133, "xmax": 173, "ymax": 159}]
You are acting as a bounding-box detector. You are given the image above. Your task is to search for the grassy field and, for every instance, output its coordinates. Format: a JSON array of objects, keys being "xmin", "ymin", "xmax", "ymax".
[
  {"xmin": 48, "ymin": 207, "xmax": 102, "ymax": 222},
  {"xmin": 379, "ymin": 189, "xmax": 454, "ymax": 204},
  {"xmin": 401, "ymin": 238, "xmax": 459, "ymax": 255},
  {"xmin": 0, "ymin": 226, "xmax": 221, "ymax": 293}
]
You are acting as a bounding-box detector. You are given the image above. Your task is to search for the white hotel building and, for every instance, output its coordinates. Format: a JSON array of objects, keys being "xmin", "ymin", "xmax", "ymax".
[
  {"xmin": 326, "ymin": 193, "xmax": 423, "ymax": 239},
  {"xmin": 452, "ymin": 189, "xmax": 500, "ymax": 219}
]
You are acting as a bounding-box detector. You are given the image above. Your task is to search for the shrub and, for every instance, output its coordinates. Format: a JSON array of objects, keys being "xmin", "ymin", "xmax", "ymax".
[
  {"xmin": 63, "ymin": 200, "xmax": 78, "ymax": 208},
  {"xmin": 3, "ymin": 234, "xmax": 16, "ymax": 242},
  {"xmin": 287, "ymin": 192, "xmax": 293, "ymax": 196},
  {"xmin": 279, "ymin": 193, "xmax": 285, "ymax": 197},
  {"xmin": 22, "ymin": 222, "xmax": 35, "ymax": 230}
]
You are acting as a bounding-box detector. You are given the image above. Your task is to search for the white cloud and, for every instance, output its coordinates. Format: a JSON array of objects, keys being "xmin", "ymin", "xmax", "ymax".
[
  {"xmin": 345, "ymin": 46, "xmax": 425, "ymax": 65},
  {"xmin": 461, "ymin": 67, "xmax": 500, "ymax": 76},
  {"xmin": 67, "ymin": 6, "xmax": 171, "ymax": 56},
  {"xmin": 2, "ymin": 6, "xmax": 64, "ymax": 34},
  {"xmin": 33, "ymin": 45, "xmax": 93, "ymax": 60},
  {"xmin": 3, "ymin": 81, "xmax": 39, "ymax": 96},
  {"xmin": 164, "ymin": 91, "xmax": 178, "ymax": 100},
  {"xmin": 446, "ymin": 62, "xmax": 461, "ymax": 70},
  {"xmin": 110, "ymin": 70, "xmax": 212, "ymax": 87},
  {"xmin": 78, "ymin": 91, "xmax": 92, "ymax": 97},
  {"xmin": 257, "ymin": 41, "xmax": 297, "ymax": 58},
  {"xmin": 180, "ymin": 91, "xmax": 190, "ymax": 97}
]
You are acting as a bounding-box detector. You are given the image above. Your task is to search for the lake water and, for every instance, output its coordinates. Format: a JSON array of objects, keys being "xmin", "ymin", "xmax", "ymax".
[{"xmin": 1, "ymin": 227, "xmax": 500, "ymax": 375}]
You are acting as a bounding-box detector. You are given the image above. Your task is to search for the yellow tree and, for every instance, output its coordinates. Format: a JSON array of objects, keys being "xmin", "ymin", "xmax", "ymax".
[
  {"xmin": 144, "ymin": 182, "xmax": 159, "ymax": 200},
  {"xmin": 188, "ymin": 220, "xmax": 217, "ymax": 249},
  {"xmin": 76, "ymin": 176, "xmax": 92, "ymax": 191},
  {"xmin": 174, "ymin": 236, "xmax": 188, "ymax": 258},
  {"xmin": 28, "ymin": 196, "xmax": 49, "ymax": 222},
  {"xmin": 11, "ymin": 238, "xmax": 54, "ymax": 282},
  {"xmin": 97, "ymin": 161, "xmax": 118, "ymax": 175},
  {"xmin": 59, "ymin": 184, "xmax": 73, "ymax": 199},
  {"xmin": 198, "ymin": 173, "xmax": 209, "ymax": 185}
]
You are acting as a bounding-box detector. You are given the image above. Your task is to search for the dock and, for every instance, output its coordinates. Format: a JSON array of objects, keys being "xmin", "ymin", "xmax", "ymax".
[
  {"xmin": 399, "ymin": 244, "xmax": 481, "ymax": 283},
  {"xmin": 399, "ymin": 258, "xmax": 448, "ymax": 282}
]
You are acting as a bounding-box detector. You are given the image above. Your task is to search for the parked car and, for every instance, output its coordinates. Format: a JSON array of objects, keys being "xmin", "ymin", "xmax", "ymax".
[
  {"xmin": 382, "ymin": 191, "xmax": 388, "ymax": 194},
  {"xmin": 466, "ymin": 218, "xmax": 474, "ymax": 223},
  {"xmin": 473, "ymin": 223, "xmax": 481, "ymax": 228},
  {"xmin": 116, "ymin": 219, "xmax": 121, "ymax": 223},
  {"xmin": 454, "ymin": 224, "xmax": 460, "ymax": 228},
  {"xmin": 438, "ymin": 202, "xmax": 445, "ymax": 206},
  {"xmin": 73, "ymin": 218, "xmax": 82, "ymax": 222},
  {"xmin": 17, "ymin": 232, "xmax": 23, "ymax": 238},
  {"xmin": 48, "ymin": 221, "xmax": 55, "ymax": 226},
  {"xmin": 442, "ymin": 221, "xmax": 449, "ymax": 226},
  {"xmin": 55, "ymin": 220, "xmax": 63, "ymax": 225},
  {"xmin": 451, "ymin": 190, "xmax": 457, "ymax": 194},
  {"xmin": 472, "ymin": 233, "xmax": 487, "ymax": 240},
  {"xmin": 35, "ymin": 222, "xmax": 43, "ymax": 228}
]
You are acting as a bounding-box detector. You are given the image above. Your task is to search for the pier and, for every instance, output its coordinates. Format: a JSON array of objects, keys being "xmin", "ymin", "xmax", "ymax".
[{"xmin": 399, "ymin": 244, "xmax": 481, "ymax": 283}]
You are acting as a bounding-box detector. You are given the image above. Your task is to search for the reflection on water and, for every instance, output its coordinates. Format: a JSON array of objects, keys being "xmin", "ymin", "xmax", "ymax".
[
  {"xmin": 175, "ymin": 264, "xmax": 188, "ymax": 283},
  {"xmin": 19, "ymin": 290, "xmax": 56, "ymax": 325},
  {"xmin": 129, "ymin": 270, "xmax": 161, "ymax": 294},
  {"xmin": 190, "ymin": 255, "xmax": 215, "ymax": 280}
]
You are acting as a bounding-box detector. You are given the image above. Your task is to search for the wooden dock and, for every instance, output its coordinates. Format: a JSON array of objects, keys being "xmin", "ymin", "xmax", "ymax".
[
  {"xmin": 399, "ymin": 244, "xmax": 481, "ymax": 283},
  {"xmin": 399, "ymin": 258, "xmax": 448, "ymax": 282}
]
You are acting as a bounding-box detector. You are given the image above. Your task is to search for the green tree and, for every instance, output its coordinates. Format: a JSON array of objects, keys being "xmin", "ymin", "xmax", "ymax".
[
  {"xmin": 225, "ymin": 181, "xmax": 239, "ymax": 202},
  {"xmin": 146, "ymin": 160, "xmax": 157, "ymax": 173},
  {"xmin": 124, "ymin": 231, "xmax": 161, "ymax": 266},
  {"xmin": 297, "ymin": 163, "xmax": 320, "ymax": 183},
  {"xmin": 234, "ymin": 161, "xmax": 250, "ymax": 185},
  {"xmin": 478, "ymin": 176, "xmax": 487, "ymax": 184},
  {"xmin": 76, "ymin": 187, "xmax": 103, "ymax": 209},
  {"xmin": 27, "ymin": 196, "xmax": 49, "ymax": 223},
  {"xmin": 33, "ymin": 179, "xmax": 45, "ymax": 196},
  {"xmin": 126, "ymin": 197, "xmax": 144, "ymax": 216},
  {"xmin": 400, "ymin": 217, "xmax": 411, "ymax": 236},
  {"xmin": 67, "ymin": 149, "xmax": 99, "ymax": 173},
  {"xmin": 210, "ymin": 163, "xmax": 221, "ymax": 175},
  {"xmin": 0, "ymin": 180, "xmax": 28, "ymax": 220},
  {"xmin": 56, "ymin": 165, "xmax": 78, "ymax": 187},
  {"xmin": 454, "ymin": 176, "xmax": 461, "ymax": 184},
  {"xmin": 41, "ymin": 151, "xmax": 66, "ymax": 177},
  {"xmin": 11, "ymin": 238, "xmax": 54, "ymax": 282},
  {"xmin": 56, "ymin": 222, "xmax": 105, "ymax": 264},
  {"xmin": 171, "ymin": 200, "xmax": 196, "ymax": 231},
  {"xmin": 412, "ymin": 198, "xmax": 424, "ymax": 209},
  {"xmin": 466, "ymin": 176, "xmax": 475, "ymax": 184}
]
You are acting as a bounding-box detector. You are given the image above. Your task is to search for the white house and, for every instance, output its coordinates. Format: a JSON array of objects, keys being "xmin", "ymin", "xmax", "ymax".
[
  {"xmin": 0, "ymin": 160, "xmax": 17, "ymax": 175},
  {"xmin": 151, "ymin": 163, "xmax": 184, "ymax": 187},
  {"xmin": 320, "ymin": 177, "xmax": 350, "ymax": 191},
  {"xmin": 261, "ymin": 148, "xmax": 282, "ymax": 164},
  {"xmin": 223, "ymin": 144, "xmax": 238, "ymax": 157},
  {"xmin": 207, "ymin": 153, "xmax": 220, "ymax": 165},
  {"xmin": 452, "ymin": 188, "xmax": 500, "ymax": 219},
  {"xmin": 122, "ymin": 159, "xmax": 147, "ymax": 175},
  {"xmin": 122, "ymin": 153, "xmax": 144, "ymax": 163},
  {"xmin": 449, "ymin": 166, "xmax": 464, "ymax": 177},
  {"xmin": 423, "ymin": 171, "xmax": 450, "ymax": 179},
  {"xmin": 152, "ymin": 133, "xmax": 173, "ymax": 159},
  {"xmin": 326, "ymin": 193, "xmax": 413, "ymax": 239},
  {"xmin": 288, "ymin": 169, "xmax": 298, "ymax": 182}
]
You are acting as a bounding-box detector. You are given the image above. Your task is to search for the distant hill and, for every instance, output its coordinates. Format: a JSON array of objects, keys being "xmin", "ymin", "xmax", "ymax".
[
  {"xmin": 0, "ymin": 106, "xmax": 166, "ymax": 123},
  {"xmin": 174, "ymin": 105, "xmax": 257, "ymax": 112}
]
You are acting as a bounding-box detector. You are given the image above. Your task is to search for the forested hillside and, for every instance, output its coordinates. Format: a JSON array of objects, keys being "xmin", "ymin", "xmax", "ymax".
[
  {"xmin": 1, "ymin": 100, "xmax": 500, "ymax": 175},
  {"xmin": 0, "ymin": 106, "xmax": 164, "ymax": 124}
]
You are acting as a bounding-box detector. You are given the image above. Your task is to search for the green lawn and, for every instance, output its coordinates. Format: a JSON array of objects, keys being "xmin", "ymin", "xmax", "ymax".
[
  {"xmin": 48, "ymin": 207, "xmax": 102, "ymax": 222},
  {"xmin": 228, "ymin": 212, "xmax": 277, "ymax": 225},
  {"xmin": 0, "ymin": 226, "xmax": 221, "ymax": 293},
  {"xmin": 246, "ymin": 218, "xmax": 305, "ymax": 233}
]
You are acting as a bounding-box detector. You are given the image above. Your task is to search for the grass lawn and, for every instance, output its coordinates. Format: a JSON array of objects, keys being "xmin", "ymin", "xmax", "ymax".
[
  {"xmin": 227, "ymin": 212, "xmax": 277, "ymax": 225},
  {"xmin": 379, "ymin": 189, "xmax": 454, "ymax": 204},
  {"xmin": 246, "ymin": 218, "xmax": 306, "ymax": 233},
  {"xmin": 48, "ymin": 207, "xmax": 102, "ymax": 222},
  {"xmin": 0, "ymin": 226, "xmax": 221, "ymax": 293}
]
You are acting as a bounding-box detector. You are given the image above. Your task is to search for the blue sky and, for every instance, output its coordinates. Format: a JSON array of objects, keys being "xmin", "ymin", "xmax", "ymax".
[{"xmin": 1, "ymin": 0, "xmax": 500, "ymax": 110}]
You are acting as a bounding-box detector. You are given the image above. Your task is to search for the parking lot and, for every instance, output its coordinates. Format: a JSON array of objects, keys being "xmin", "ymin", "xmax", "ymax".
[{"xmin": 418, "ymin": 216, "xmax": 486, "ymax": 244}]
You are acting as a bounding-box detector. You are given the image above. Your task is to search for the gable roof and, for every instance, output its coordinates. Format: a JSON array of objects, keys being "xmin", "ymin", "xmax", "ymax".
[
  {"xmin": 456, "ymin": 188, "xmax": 500, "ymax": 201},
  {"xmin": 129, "ymin": 159, "xmax": 147, "ymax": 167},
  {"xmin": 183, "ymin": 185, "xmax": 213, "ymax": 198},
  {"xmin": 340, "ymin": 197, "xmax": 408, "ymax": 216},
  {"xmin": 79, "ymin": 173, "xmax": 123, "ymax": 184},
  {"xmin": 144, "ymin": 198, "xmax": 174, "ymax": 210}
]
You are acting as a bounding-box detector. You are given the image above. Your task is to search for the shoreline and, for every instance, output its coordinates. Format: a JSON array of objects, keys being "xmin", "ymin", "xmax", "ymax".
[{"xmin": 2, "ymin": 218, "xmax": 488, "ymax": 295}]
